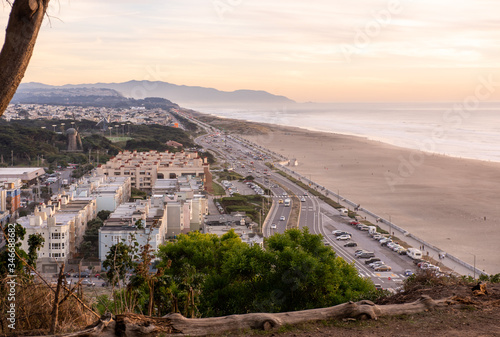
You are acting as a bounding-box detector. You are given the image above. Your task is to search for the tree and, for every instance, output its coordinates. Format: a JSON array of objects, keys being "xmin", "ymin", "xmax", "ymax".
[
  {"xmin": 27, "ymin": 233, "xmax": 45, "ymax": 268},
  {"xmin": 97, "ymin": 210, "xmax": 111, "ymax": 221},
  {"xmin": 157, "ymin": 228, "xmax": 374, "ymax": 317},
  {"xmin": 0, "ymin": 0, "xmax": 51, "ymax": 117},
  {"xmin": 0, "ymin": 223, "xmax": 28, "ymax": 275},
  {"xmin": 102, "ymin": 242, "xmax": 135, "ymax": 286}
]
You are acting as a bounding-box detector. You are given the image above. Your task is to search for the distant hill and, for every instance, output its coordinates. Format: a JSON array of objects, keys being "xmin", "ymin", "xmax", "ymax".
[
  {"xmin": 18, "ymin": 81, "xmax": 295, "ymax": 108},
  {"xmin": 12, "ymin": 86, "xmax": 179, "ymax": 109}
]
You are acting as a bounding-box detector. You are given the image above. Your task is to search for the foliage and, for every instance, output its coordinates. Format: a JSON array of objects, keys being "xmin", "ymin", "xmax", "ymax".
[
  {"xmin": 27, "ymin": 233, "xmax": 45, "ymax": 269},
  {"xmin": 71, "ymin": 163, "xmax": 94, "ymax": 179},
  {"xmin": 131, "ymin": 187, "xmax": 147, "ymax": 199},
  {"xmin": 102, "ymin": 242, "xmax": 136, "ymax": 286},
  {"xmin": 156, "ymin": 228, "xmax": 374, "ymax": 317},
  {"xmin": 0, "ymin": 223, "xmax": 28, "ymax": 275},
  {"xmin": 97, "ymin": 210, "xmax": 112, "ymax": 221}
]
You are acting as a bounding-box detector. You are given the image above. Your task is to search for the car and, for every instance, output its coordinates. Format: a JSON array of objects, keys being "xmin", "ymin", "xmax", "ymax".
[
  {"xmin": 365, "ymin": 257, "xmax": 381, "ymax": 264},
  {"xmin": 354, "ymin": 249, "xmax": 366, "ymax": 254},
  {"xmin": 270, "ymin": 223, "xmax": 277, "ymax": 229},
  {"xmin": 374, "ymin": 284, "xmax": 383, "ymax": 291},
  {"xmin": 344, "ymin": 242, "xmax": 358, "ymax": 247},
  {"xmin": 357, "ymin": 252, "xmax": 375, "ymax": 259},
  {"xmin": 403, "ymin": 269, "xmax": 414, "ymax": 277},
  {"xmin": 81, "ymin": 279, "xmax": 95, "ymax": 287},
  {"xmin": 370, "ymin": 262, "xmax": 386, "ymax": 269},
  {"xmin": 398, "ymin": 248, "xmax": 408, "ymax": 255},
  {"xmin": 349, "ymin": 220, "xmax": 360, "ymax": 225},
  {"xmin": 332, "ymin": 230, "xmax": 343, "ymax": 235},
  {"xmin": 73, "ymin": 272, "xmax": 90, "ymax": 278},
  {"xmin": 375, "ymin": 265, "xmax": 392, "ymax": 272},
  {"xmin": 336, "ymin": 235, "xmax": 351, "ymax": 240},
  {"xmin": 300, "ymin": 197, "xmax": 306, "ymax": 202},
  {"xmin": 279, "ymin": 216, "xmax": 285, "ymax": 221}
]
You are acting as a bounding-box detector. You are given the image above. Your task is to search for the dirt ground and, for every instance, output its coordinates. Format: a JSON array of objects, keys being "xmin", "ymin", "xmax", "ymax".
[{"xmin": 232, "ymin": 281, "xmax": 500, "ymax": 337}]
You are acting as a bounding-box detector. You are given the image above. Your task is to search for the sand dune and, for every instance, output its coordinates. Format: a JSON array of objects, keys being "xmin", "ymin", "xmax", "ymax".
[{"xmin": 243, "ymin": 125, "xmax": 500, "ymax": 274}]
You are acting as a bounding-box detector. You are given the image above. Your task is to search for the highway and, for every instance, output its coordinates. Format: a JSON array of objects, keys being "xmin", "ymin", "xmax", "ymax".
[{"xmin": 192, "ymin": 117, "xmax": 415, "ymax": 291}]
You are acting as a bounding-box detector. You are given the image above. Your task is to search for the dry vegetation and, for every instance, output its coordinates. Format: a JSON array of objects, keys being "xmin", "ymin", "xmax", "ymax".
[{"xmin": 0, "ymin": 276, "xmax": 95, "ymax": 335}]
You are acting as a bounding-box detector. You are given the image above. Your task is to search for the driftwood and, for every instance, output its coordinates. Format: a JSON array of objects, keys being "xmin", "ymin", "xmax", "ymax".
[{"xmin": 32, "ymin": 295, "xmax": 456, "ymax": 337}]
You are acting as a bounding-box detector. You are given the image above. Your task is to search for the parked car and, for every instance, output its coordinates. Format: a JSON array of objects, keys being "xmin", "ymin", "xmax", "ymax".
[
  {"xmin": 344, "ymin": 242, "xmax": 358, "ymax": 247},
  {"xmin": 336, "ymin": 235, "xmax": 351, "ymax": 241},
  {"xmin": 398, "ymin": 248, "xmax": 408, "ymax": 255},
  {"xmin": 332, "ymin": 230, "xmax": 343, "ymax": 235},
  {"xmin": 375, "ymin": 265, "xmax": 392, "ymax": 272},
  {"xmin": 81, "ymin": 279, "xmax": 95, "ymax": 287},
  {"xmin": 349, "ymin": 221, "xmax": 360, "ymax": 226},
  {"xmin": 370, "ymin": 262, "xmax": 386, "ymax": 269},
  {"xmin": 403, "ymin": 269, "xmax": 414, "ymax": 277},
  {"xmin": 357, "ymin": 252, "xmax": 375, "ymax": 259},
  {"xmin": 365, "ymin": 257, "xmax": 381, "ymax": 265},
  {"xmin": 73, "ymin": 272, "xmax": 90, "ymax": 278},
  {"xmin": 354, "ymin": 250, "xmax": 368, "ymax": 257}
]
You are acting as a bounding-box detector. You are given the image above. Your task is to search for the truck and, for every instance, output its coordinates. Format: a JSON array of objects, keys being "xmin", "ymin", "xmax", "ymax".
[
  {"xmin": 406, "ymin": 248, "xmax": 423, "ymax": 260},
  {"xmin": 284, "ymin": 198, "xmax": 291, "ymax": 207},
  {"xmin": 367, "ymin": 226, "xmax": 377, "ymax": 235}
]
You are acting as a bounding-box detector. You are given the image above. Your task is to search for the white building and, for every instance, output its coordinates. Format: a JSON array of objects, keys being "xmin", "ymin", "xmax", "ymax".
[
  {"xmin": 16, "ymin": 195, "xmax": 97, "ymax": 272},
  {"xmin": 98, "ymin": 197, "xmax": 167, "ymax": 262}
]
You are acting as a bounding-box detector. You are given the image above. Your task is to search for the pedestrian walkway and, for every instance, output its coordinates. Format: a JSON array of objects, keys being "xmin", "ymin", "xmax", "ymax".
[{"xmin": 276, "ymin": 164, "xmax": 483, "ymax": 278}]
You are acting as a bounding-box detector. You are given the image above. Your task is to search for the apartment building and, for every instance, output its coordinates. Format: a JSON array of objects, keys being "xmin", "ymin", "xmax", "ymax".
[
  {"xmin": 96, "ymin": 150, "xmax": 208, "ymax": 192},
  {"xmin": 0, "ymin": 179, "xmax": 22, "ymax": 218},
  {"xmin": 17, "ymin": 195, "xmax": 96, "ymax": 272},
  {"xmin": 98, "ymin": 196, "xmax": 168, "ymax": 262}
]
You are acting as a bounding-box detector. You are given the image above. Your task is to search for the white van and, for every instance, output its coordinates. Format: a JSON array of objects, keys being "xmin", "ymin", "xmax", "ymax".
[
  {"xmin": 367, "ymin": 226, "xmax": 377, "ymax": 235},
  {"xmin": 407, "ymin": 248, "xmax": 423, "ymax": 260}
]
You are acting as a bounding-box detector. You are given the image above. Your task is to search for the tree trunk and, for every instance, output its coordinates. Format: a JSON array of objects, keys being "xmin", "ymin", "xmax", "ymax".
[
  {"xmin": 0, "ymin": 0, "xmax": 50, "ymax": 117},
  {"xmin": 49, "ymin": 263, "xmax": 65, "ymax": 334},
  {"xmin": 41, "ymin": 295, "xmax": 459, "ymax": 337}
]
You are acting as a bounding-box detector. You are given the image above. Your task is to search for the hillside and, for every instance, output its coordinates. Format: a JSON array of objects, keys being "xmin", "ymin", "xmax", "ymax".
[
  {"xmin": 11, "ymin": 86, "xmax": 179, "ymax": 109},
  {"xmin": 18, "ymin": 81, "xmax": 296, "ymax": 107}
]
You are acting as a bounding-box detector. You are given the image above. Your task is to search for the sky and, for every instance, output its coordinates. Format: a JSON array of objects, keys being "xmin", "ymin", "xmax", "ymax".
[{"xmin": 2, "ymin": 0, "xmax": 500, "ymax": 102}]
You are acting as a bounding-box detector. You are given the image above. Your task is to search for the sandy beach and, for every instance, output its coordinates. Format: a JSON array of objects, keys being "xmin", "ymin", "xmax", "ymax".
[{"xmin": 239, "ymin": 124, "xmax": 500, "ymax": 274}]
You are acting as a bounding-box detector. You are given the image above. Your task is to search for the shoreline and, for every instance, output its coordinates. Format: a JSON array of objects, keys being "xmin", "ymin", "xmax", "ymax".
[
  {"xmin": 193, "ymin": 109, "xmax": 500, "ymax": 163},
  {"xmin": 194, "ymin": 112, "xmax": 500, "ymax": 274}
]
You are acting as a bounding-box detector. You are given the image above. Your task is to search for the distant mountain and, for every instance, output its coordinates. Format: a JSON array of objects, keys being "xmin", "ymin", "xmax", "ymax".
[
  {"xmin": 18, "ymin": 81, "xmax": 295, "ymax": 108},
  {"xmin": 12, "ymin": 86, "xmax": 179, "ymax": 109}
]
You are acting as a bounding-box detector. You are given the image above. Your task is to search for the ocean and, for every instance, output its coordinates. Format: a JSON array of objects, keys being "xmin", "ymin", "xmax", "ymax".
[{"xmin": 192, "ymin": 102, "xmax": 500, "ymax": 163}]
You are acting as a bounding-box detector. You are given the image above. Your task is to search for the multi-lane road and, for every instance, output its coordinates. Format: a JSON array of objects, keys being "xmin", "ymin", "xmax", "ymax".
[{"xmin": 194, "ymin": 120, "xmax": 416, "ymax": 291}]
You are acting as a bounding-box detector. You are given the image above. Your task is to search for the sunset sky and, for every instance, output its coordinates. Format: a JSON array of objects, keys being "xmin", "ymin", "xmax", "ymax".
[{"xmin": 2, "ymin": 0, "xmax": 500, "ymax": 102}]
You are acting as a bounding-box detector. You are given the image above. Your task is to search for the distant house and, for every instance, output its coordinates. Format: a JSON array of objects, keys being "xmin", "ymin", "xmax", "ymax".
[{"xmin": 166, "ymin": 140, "xmax": 183, "ymax": 148}]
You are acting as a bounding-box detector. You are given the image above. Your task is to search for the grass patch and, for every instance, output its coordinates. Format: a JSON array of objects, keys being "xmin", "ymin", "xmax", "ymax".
[{"xmin": 211, "ymin": 181, "xmax": 226, "ymax": 196}]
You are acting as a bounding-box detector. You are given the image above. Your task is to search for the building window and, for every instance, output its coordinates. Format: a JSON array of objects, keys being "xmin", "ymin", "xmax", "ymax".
[
  {"xmin": 51, "ymin": 243, "xmax": 61, "ymax": 249},
  {"xmin": 51, "ymin": 233, "xmax": 61, "ymax": 240}
]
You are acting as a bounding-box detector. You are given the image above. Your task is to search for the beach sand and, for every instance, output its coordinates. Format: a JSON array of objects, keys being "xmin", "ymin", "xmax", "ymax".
[{"xmin": 241, "ymin": 125, "xmax": 500, "ymax": 274}]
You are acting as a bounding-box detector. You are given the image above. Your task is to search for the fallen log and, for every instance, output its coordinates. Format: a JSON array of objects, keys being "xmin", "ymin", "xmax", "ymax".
[{"xmin": 26, "ymin": 295, "xmax": 456, "ymax": 337}]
